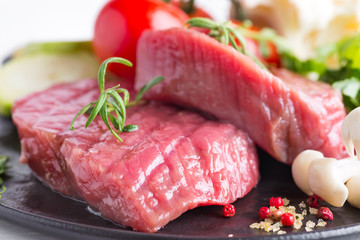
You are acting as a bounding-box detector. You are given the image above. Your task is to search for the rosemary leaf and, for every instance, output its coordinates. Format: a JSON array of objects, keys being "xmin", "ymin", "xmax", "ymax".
[
  {"xmin": 70, "ymin": 57, "xmax": 164, "ymax": 141},
  {"xmin": 85, "ymin": 92, "xmax": 107, "ymax": 128},
  {"xmin": 108, "ymin": 112, "xmax": 121, "ymax": 131},
  {"xmin": 97, "ymin": 58, "xmax": 132, "ymax": 92},
  {"xmin": 186, "ymin": 18, "xmax": 267, "ymax": 68},
  {"xmin": 229, "ymin": 35, "xmax": 241, "ymax": 52},
  {"xmin": 123, "ymin": 124, "xmax": 139, "ymax": 132},
  {"xmin": 135, "ymin": 76, "xmax": 164, "ymax": 102},
  {"xmin": 227, "ymin": 27, "xmax": 247, "ymax": 55},
  {"xmin": 186, "ymin": 17, "xmax": 219, "ymax": 30},
  {"xmin": 221, "ymin": 25, "xmax": 230, "ymax": 45},
  {"xmin": 70, "ymin": 102, "xmax": 96, "ymax": 130}
]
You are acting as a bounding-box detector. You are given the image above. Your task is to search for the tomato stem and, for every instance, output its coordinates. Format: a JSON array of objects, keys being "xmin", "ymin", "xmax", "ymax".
[{"xmin": 182, "ymin": 0, "xmax": 194, "ymax": 14}]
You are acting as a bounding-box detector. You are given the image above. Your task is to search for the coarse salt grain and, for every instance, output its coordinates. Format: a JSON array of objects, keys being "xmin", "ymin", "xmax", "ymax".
[
  {"xmin": 279, "ymin": 206, "xmax": 286, "ymax": 212},
  {"xmin": 228, "ymin": 234, "xmax": 234, "ymax": 238},
  {"xmin": 293, "ymin": 219, "xmax": 302, "ymax": 230},
  {"xmin": 295, "ymin": 213, "xmax": 304, "ymax": 220},
  {"xmin": 302, "ymin": 209, "xmax": 307, "ymax": 216},
  {"xmin": 250, "ymin": 223, "xmax": 260, "ymax": 229},
  {"xmin": 287, "ymin": 206, "xmax": 296, "ymax": 213},
  {"xmin": 306, "ymin": 220, "xmax": 316, "ymax": 228},
  {"xmin": 305, "ymin": 226, "xmax": 314, "ymax": 232},
  {"xmin": 260, "ymin": 221, "xmax": 272, "ymax": 231},
  {"xmin": 278, "ymin": 230, "xmax": 286, "ymax": 235},
  {"xmin": 309, "ymin": 207, "xmax": 318, "ymax": 215},
  {"xmin": 317, "ymin": 219, "xmax": 327, "ymax": 227},
  {"xmin": 282, "ymin": 198, "xmax": 290, "ymax": 206},
  {"xmin": 299, "ymin": 201, "xmax": 306, "ymax": 208},
  {"xmin": 271, "ymin": 222, "xmax": 282, "ymax": 232},
  {"xmin": 265, "ymin": 218, "xmax": 273, "ymax": 224}
]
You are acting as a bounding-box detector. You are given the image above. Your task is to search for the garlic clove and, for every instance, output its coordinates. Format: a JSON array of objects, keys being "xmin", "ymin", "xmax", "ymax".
[
  {"xmin": 341, "ymin": 107, "xmax": 360, "ymax": 159},
  {"xmin": 292, "ymin": 150, "xmax": 323, "ymax": 196},
  {"xmin": 308, "ymin": 158, "xmax": 348, "ymax": 207},
  {"xmin": 346, "ymin": 175, "xmax": 360, "ymax": 208}
]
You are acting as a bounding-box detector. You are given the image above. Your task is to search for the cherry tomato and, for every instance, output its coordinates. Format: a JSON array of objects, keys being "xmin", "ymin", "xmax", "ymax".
[{"xmin": 93, "ymin": 0, "xmax": 189, "ymax": 81}]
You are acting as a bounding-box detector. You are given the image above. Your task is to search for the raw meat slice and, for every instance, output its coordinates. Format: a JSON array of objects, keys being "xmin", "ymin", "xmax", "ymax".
[
  {"xmin": 135, "ymin": 28, "xmax": 347, "ymax": 164},
  {"xmin": 12, "ymin": 79, "xmax": 259, "ymax": 232}
]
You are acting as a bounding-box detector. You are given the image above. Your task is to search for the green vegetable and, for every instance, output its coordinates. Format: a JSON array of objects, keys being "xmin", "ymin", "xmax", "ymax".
[
  {"xmin": 13, "ymin": 41, "xmax": 94, "ymax": 57},
  {"xmin": 0, "ymin": 155, "xmax": 9, "ymax": 198},
  {"xmin": 70, "ymin": 57, "xmax": 164, "ymax": 142},
  {"xmin": 281, "ymin": 33, "xmax": 360, "ymax": 111},
  {"xmin": 0, "ymin": 41, "xmax": 99, "ymax": 116}
]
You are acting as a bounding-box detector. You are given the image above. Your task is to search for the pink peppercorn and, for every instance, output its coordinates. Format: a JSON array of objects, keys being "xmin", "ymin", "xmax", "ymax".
[
  {"xmin": 317, "ymin": 207, "xmax": 333, "ymax": 220},
  {"xmin": 269, "ymin": 197, "xmax": 283, "ymax": 208},
  {"xmin": 223, "ymin": 204, "xmax": 235, "ymax": 217},
  {"xmin": 258, "ymin": 207, "xmax": 271, "ymax": 220},
  {"xmin": 281, "ymin": 213, "xmax": 295, "ymax": 226}
]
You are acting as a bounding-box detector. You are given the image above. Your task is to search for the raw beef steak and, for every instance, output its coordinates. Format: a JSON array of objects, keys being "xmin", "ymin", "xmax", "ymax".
[
  {"xmin": 12, "ymin": 79, "xmax": 259, "ymax": 232},
  {"xmin": 135, "ymin": 28, "xmax": 347, "ymax": 164}
]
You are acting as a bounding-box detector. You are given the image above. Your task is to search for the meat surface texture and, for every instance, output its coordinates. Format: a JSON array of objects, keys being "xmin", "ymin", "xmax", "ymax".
[
  {"xmin": 12, "ymin": 79, "xmax": 259, "ymax": 233},
  {"xmin": 135, "ymin": 28, "xmax": 347, "ymax": 164}
]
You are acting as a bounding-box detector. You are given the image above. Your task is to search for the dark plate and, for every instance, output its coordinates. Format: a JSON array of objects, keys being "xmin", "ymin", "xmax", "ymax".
[{"xmin": 1, "ymin": 115, "xmax": 360, "ymax": 240}]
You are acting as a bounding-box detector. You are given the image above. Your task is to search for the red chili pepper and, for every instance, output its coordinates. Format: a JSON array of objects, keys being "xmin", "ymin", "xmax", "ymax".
[
  {"xmin": 281, "ymin": 213, "xmax": 295, "ymax": 226},
  {"xmin": 223, "ymin": 204, "xmax": 236, "ymax": 217},
  {"xmin": 317, "ymin": 207, "xmax": 333, "ymax": 220},
  {"xmin": 269, "ymin": 197, "xmax": 283, "ymax": 208},
  {"xmin": 307, "ymin": 194, "xmax": 323, "ymax": 208},
  {"xmin": 258, "ymin": 207, "xmax": 271, "ymax": 220}
]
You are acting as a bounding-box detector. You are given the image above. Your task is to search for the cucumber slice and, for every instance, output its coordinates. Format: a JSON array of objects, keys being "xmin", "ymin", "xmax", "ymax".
[{"xmin": 0, "ymin": 42, "xmax": 99, "ymax": 116}]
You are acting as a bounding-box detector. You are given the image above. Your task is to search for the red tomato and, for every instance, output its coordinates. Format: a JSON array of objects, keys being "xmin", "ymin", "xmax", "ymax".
[{"xmin": 93, "ymin": 0, "xmax": 189, "ymax": 81}]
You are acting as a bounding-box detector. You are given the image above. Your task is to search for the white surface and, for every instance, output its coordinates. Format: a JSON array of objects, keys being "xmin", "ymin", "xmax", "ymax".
[
  {"xmin": 0, "ymin": 0, "xmax": 231, "ymax": 62},
  {"xmin": 0, "ymin": 0, "xmax": 108, "ymax": 61}
]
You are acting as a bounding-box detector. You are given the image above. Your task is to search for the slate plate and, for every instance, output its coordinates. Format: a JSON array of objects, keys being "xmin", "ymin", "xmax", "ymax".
[{"xmin": 0, "ymin": 115, "xmax": 360, "ymax": 240}]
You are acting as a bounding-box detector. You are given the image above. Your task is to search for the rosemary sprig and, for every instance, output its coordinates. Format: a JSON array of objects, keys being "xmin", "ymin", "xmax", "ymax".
[
  {"xmin": 70, "ymin": 57, "xmax": 164, "ymax": 141},
  {"xmin": 0, "ymin": 155, "xmax": 9, "ymax": 198},
  {"xmin": 186, "ymin": 17, "xmax": 267, "ymax": 69}
]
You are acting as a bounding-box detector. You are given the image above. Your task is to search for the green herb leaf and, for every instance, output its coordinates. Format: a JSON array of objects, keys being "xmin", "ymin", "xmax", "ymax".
[
  {"xmin": 70, "ymin": 57, "xmax": 164, "ymax": 141},
  {"xmin": 85, "ymin": 92, "xmax": 107, "ymax": 128},
  {"xmin": 333, "ymin": 77, "xmax": 360, "ymax": 111},
  {"xmin": 135, "ymin": 76, "xmax": 164, "ymax": 102},
  {"xmin": 278, "ymin": 32, "xmax": 360, "ymax": 110},
  {"xmin": 0, "ymin": 155, "xmax": 9, "ymax": 175},
  {"xmin": 123, "ymin": 124, "xmax": 139, "ymax": 132},
  {"xmin": 338, "ymin": 34, "xmax": 360, "ymax": 69},
  {"xmin": 185, "ymin": 18, "xmax": 270, "ymax": 69},
  {"xmin": 186, "ymin": 17, "xmax": 219, "ymax": 30},
  {"xmin": 70, "ymin": 102, "xmax": 96, "ymax": 130},
  {"xmin": 0, "ymin": 155, "xmax": 9, "ymax": 198},
  {"xmin": 97, "ymin": 58, "xmax": 132, "ymax": 92}
]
